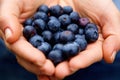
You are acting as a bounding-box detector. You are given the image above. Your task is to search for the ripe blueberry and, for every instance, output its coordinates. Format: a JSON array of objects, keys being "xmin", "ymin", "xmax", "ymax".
[
  {"xmin": 23, "ymin": 25, "xmax": 36, "ymax": 40},
  {"xmin": 37, "ymin": 42, "xmax": 51, "ymax": 56},
  {"xmin": 48, "ymin": 50, "xmax": 64, "ymax": 65},
  {"xmin": 29, "ymin": 35, "xmax": 44, "ymax": 48},
  {"xmin": 63, "ymin": 6, "xmax": 73, "ymax": 14},
  {"xmin": 70, "ymin": 11, "xmax": 80, "ymax": 23},
  {"xmin": 42, "ymin": 30, "xmax": 53, "ymax": 42},
  {"xmin": 67, "ymin": 24, "xmax": 79, "ymax": 34},
  {"xmin": 38, "ymin": 4, "xmax": 49, "ymax": 14}
]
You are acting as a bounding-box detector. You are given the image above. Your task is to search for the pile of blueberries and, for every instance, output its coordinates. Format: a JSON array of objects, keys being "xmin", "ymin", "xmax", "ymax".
[{"xmin": 23, "ymin": 4, "xmax": 99, "ymax": 65}]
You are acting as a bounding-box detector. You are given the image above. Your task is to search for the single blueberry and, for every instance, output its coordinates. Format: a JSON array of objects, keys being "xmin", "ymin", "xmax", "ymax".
[
  {"xmin": 33, "ymin": 12, "xmax": 48, "ymax": 22},
  {"xmin": 29, "ymin": 35, "xmax": 44, "ymax": 48},
  {"xmin": 85, "ymin": 23, "xmax": 98, "ymax": 31},
  {"xmin": 53, "ymin": 43, "xmax": 64, "ymax": 51},
  {"xmin": 63, "ymin": 42, "xmax": 80, "ymax": 59},
  {"xmin": 23, "ymin": 25, "xmax": 37, "ymax": 40},
  {"xmin": 67, "ymin": 24, "xmax": 79, "ymax": 34},
  {"xmin": 60, "ymin": 30, "xmax": 75, "ymax": 43},
  {"xmin": 85, "ymin": 28, "xmax": 99, "ymax": 42},
  {"xmin": 47, "ymin": 19, "xmax": 61, "ymax": 32},
  {"xmin": 63, "ymin": 6, "xmax": 73, "ymax": 14},
  {"xmin": 38, "ymin": 4, "xmax": 49, "ymax": 14},
  {"xmin": 79, "ymin": 17, "xmax": 90, "ymax": 27},
  {"xmin": 42, "ymin": 30, "xmax": 53, "ymax": 42},
  {"xmin": 70, "ymin": 11, "xmax": 80, "ymax": 23},
  {"xmin": 24, "ymin": 18, "xmax": 33, "ymax": 26},
  {"xmin": 59, "ymin": 14, "xmax": 71, "ymax": 27},
  {"xmin": 49, "ymin": 16, "xmax": 58, "ymax": 20},
  {"xmin": 37, "ymin": 42, "xmax": 51, "ymax": 56},
  {"xmin": 75, "ymin": 37, "xmax": 87, "ymax": 51},
  {"xmin": 49, "ymin": 5, "xmax": 63, "ymax": 17},
  {"xmin": 53, "ymin": 32, "xmax": 61, "ymax": 43},
  {"xmin": 75, "ymin": 34, "xmax": 85, "ymax": 39},
  {"xmin": 47, "ymin": 50, "xmax": 64, "ymax": 65},
  {"xmin": 33, "ymin": 19, "xmax": 46, "ymax": 34}
]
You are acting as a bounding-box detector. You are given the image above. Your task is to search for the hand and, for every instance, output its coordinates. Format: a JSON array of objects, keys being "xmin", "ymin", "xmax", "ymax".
[{"xmin": 0, "ymin": 0, "xmax": 55, "ymax": 79}]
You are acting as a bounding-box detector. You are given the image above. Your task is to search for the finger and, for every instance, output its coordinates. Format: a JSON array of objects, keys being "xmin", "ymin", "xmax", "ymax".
[
  {"xmin": 0, "ymin": 0, "xmax": 22, "ymax": 43},
  {"xmin": 55, "ymin": 61, "xmax": 73, "ymax": 79},
  {"xmin": 10, "ymin": 36, "xmax": 46, "ymax": 67},
  {"xmin": 16, "ymin": 56, "xmax": 41, "ymax": 75},
  {"xmin": 69, "ymin": 34, "xmax": 103, "ymax": 72},
  {"xmin": 17, "ymin": 56, "xmax": 55, "ymax": 76},
  {"xmin": 102, "ymin": 20, "xmax": 120, "ymax": 63}
]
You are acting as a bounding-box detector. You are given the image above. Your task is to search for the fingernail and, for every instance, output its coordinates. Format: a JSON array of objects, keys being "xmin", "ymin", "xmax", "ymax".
[
  {"xmin": 111, "ymin": 51, "xmax": 116, "ymax": 62},
  {"xmin": 5, "ymin": 28, "xmax": 12, "ymax": 40}
]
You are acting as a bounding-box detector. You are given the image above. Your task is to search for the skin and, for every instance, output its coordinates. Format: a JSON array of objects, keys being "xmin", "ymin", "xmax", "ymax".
[{"xmin": 0, "ymin": 0, "xmax": 120, "ymax": 80}]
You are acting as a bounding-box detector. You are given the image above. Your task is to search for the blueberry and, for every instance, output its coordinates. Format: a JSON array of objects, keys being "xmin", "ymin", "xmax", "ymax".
[
  {"xmin": 67, "ymin": 24, "xmax": 79, "ymax": 34},
  {"xmin": 79, "ymin": 17, "xmax": 90, "ymax": 27},
  {"xmin": 49, "ymin": 5, "xmax": 63, "ymax": 17},
  {"xmin": 60, "ymin": 30, "xmax": 75, "ymax": 43},
  {"xmin": 78, "ymin": 28, "xmax": 84, "ymax": 35},
  {"xmin": 85, "ymin": 23, "xmax": 98, "ymax": 31},
  {"xmin": 75, "ymin": 37, "xmax": 87, "ymax": 51},
  {"xmin": 63, "ymin": 6, "xmax": 73, "ymax": 14},
  {"xmin": 42, "ymin": 30, "xmax": 53, "ymax": 42},
  {"xmin": 49, "ymin": 16, "xmax": 58, "ymax": 20},
  {"xmin": 47, "ymin": 50, "xmax": 64, "ymax": 65},
  {"xmin": 37, "ymin": 42, "xmax": 51, "ymax": 56},
  {"xmin": 23, "ymin": 25, "xmax": 36, "ymax": 40},
  {"xmin": 38, "ymin": 4, "xmax": 49, "ymax": 14},
  {"xmin": 59, "ymin": 14, "xmax": 71, "ymax": 27},
  {"xmin": 33, "ymin": 19, "xmax": 46, "ymax": 34},
  {"xmin": 75, "ymin": 34, "xmax": 85, "ymax": 39},
  {"xmin": 33, "ymin": 12, "xmax": 48, "ymax": 22},
  {"xmin": 70, "ymin": 11, "xmax": 80, "ymax": 23},
  {"xmin": 85, "ymin": 28, "xmax": 99, "ymax": 42},
  {"xmin": 63, "ymin": 42, "xmax": 80, "ymax": 59},
  {"xmin": 53, "ymin": 43, "xmax": 64, "ymax": 51},
  {"xmin": 47, "ymin": 19, "xmax": 61, "ymax": 32},
  {"xmin": 53, "ymin": 32, "xmax": 61, "ymax": 43},
  {"xmin": 29, "ymin": 35, "xmax": 44, "ymax": 48},
  {"xmin": 24, "ymin": 18, "xmax": 33, "ymax": 26}
]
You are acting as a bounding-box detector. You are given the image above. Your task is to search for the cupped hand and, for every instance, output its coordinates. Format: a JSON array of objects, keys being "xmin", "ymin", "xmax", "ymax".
[{"xmin": 0, "ymin": 0, "xmax": 120, "ymax": 80}]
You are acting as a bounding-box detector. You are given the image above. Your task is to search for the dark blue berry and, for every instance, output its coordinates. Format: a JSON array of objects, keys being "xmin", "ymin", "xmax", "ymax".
[
  {"xmin": 85, "ymin": 28, "xmax": 99, "ymax": 42},
  {"xmin": 47, "ymin": 19, "xmax": 61, "ymax": 32},
  {"xmin": 33, "ymin": 12, "xmax": 48, "ymax": 22},
  {"xmin": 23, "ymin": 25, "xmax": 36, "ymax": 40},
  {"xmin": 79, "ymin": 18, "xmax": 90, "ymax": 27},
  {"xmin": 29, "ymin": 35, "xmax": 44, "ymax": 48},
  {"xmin": 70, "ymin": 11, "xmax": 80, "ymax": 23},
  {"xmin": 42, "ymin": 30, "xmax": 53, "ymax": 42},
  {"xmin": 49, "ymin": 16, "xmax": 58, "ymax": 20},
  {"xmin": 49, "ymin": 5, "xmax": 63, "ymax": 17},
  {"xmin": 75, "ymin": 34, "xmax": 85, "ymax": 39},
  {"xmin": 63, "ymin": 6, "xmax": 73, "ymax": 14},
  {"xmin": 85, "ymin": 23, "xmax": 98, "ymax": 31},
  {"xmin": 48, "ymin": 50, "xmax": 64, "ymax": 65},
  {"xmin": 60, "ymin": 30, "xmax": 75, "ymax": 43},
  {"xmin": 53, "ymin": 43, "xmax": 64, "ymax": 51},
  {"xmin": 67, "ymin": 24, "xmax": 79, "ymax": 34},
  {"xmin": 63, "ymin": 42, "xmax": 80, "ymax": 59},
  {"xmin": 53, "ymin": 32, "xmax": 61, "ymax": 43},
  {"xmin": 24, "ymin": 18, "xmax": 33, "ymax": 26},
  {"xmin": 37, "ymin": 42, "xmax": 51, "ymax": 56},
  {"xmin": 33, "ymin": 19, "xmax": 46, "ymax": 34},
  {"xmin": 75, "ymin": 37, "xmax": 87, "ymax": 51},
  {"xmin": 38, "ymin": 4, "xmax": 49, "ymax": 14},
  {"xmin": 59, "ymin": 14, "xmax": 71, "ymax": 27}
]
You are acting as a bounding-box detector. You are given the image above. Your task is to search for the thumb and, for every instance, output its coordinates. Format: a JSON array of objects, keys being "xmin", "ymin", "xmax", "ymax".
[
  {"xmin": 103, "ymin": 17, "xmax": 120, "ymax": 63},
  {"xmin": 0, "ymin": 0, "xmax": 22, "ymax": 43}
]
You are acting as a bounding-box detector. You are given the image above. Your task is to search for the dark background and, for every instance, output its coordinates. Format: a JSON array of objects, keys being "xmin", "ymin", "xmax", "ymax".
[{"xmin": 0, "ymin": 0, "xmax": 120, "ymax": 80}]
